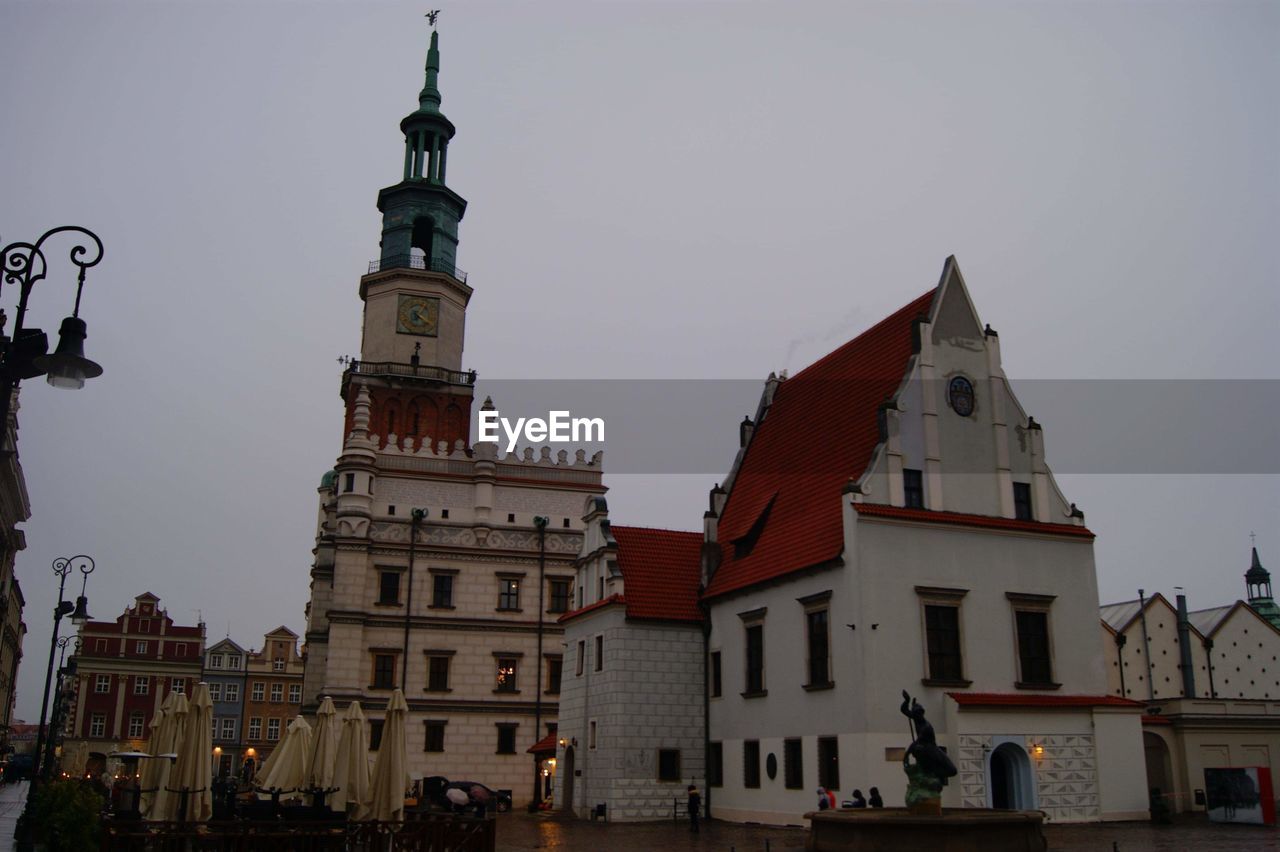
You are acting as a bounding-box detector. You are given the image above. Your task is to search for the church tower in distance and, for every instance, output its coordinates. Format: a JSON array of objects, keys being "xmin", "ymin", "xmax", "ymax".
[{"xmin": 303, "ymin": 25, "xmax": 606, "ymax": 808}]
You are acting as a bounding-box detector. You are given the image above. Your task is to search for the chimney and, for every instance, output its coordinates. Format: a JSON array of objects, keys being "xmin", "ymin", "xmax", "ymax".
[{"xmin": 1176, "ymin": 594, "xmax": 1197, "ymax": 698}]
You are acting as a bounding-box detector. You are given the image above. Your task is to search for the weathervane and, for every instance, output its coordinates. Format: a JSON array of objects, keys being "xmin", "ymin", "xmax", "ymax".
[{"xmin": 427, "ymin": 10, "xmax": 440, "ymax": 28}]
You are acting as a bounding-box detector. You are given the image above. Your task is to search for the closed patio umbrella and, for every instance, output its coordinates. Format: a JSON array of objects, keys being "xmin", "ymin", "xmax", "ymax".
[
  {"xmin": 305, "ymin": 696, "xmax": 339, "ymax": 794},
  {"xmin": 258, "ymin": 715, "xmax": 313, "ymax": 796},
  {"xmin": 170, "ymin": 683, "xmax": 213, "ymax": 822},
  {"xmin": 330, "ymin": 700, "xmax": 370, "ymax": 817},
  {"xmin": 367, "ymin": 689, "xmax": 409, "ymax": 822},
  {"xmin": 148, "ymin": 691, "xmax": 188, "ymax": 820}
]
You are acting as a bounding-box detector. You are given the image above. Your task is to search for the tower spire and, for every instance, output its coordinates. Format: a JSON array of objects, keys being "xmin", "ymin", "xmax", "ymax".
[{"xmin": 418, "ymin": 30, "xmax": 442, "ymax": 114}]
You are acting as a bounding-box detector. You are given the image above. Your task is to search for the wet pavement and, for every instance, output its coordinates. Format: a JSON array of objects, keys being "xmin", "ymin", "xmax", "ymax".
[{"xmin": 495, "ymin": 810, "xmax": 1280, "ymax": 851}]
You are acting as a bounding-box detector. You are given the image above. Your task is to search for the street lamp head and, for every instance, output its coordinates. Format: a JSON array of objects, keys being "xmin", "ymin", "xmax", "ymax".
[
  {"xmin": 69, "ymin": 594, "xmax": 91, "ymax": 624},
  {"xmin": 533, "ymin": 516, "xmax": 549, "ymax": 530},
  {"xmin": 35, "ymin": 316, "xmax": 102, "ymax": 389}
]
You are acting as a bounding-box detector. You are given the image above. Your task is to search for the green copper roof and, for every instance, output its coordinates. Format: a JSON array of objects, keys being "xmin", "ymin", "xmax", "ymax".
[
  {"xmin": 1247, "ymin": 546, "xmax": 1270, "ymax": 584},
  {"xmin": 416, "ymin": 30, "xmax": 443, "ymax": 115},
  {"xmin": 320, "ymin": 469, "xmax": 337, "ymax": 489}
]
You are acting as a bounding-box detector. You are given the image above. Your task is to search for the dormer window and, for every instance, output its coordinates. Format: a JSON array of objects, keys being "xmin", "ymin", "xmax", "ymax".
[{"xmin": 732, "ymin": 494, "xmax": 776, "ymax": 560}]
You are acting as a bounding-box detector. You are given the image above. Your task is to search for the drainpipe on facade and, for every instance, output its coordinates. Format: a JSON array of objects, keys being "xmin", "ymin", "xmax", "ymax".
[
  {"xmin": 1137, "ymin": 589, "xmax": 1155, "ymax": 701},
  {"xmin": 700, "ymin": 588, "xmax": 711, "ymax": 818},
  {"xmin": 1203, "ymin": 638, "xmax": 1216, "ymax": 698},
  {"xmin": 1175, "ymin": 594, "xmax": 1197, "ymax": 698},
  {"xmin": 529, "ymin": 516, "xmax": 548, "ymax": 813},
  {"xmin": 1115, "ymin": 633, "xmax": 1127, "ymax": 698},
  {"xmin": 402, "ymin": 509, "xmax": 425, "ymax": 692}
]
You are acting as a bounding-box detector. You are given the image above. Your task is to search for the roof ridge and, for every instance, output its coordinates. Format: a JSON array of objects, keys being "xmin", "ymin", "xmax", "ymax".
[
  {"xmin": 786, "ymin": 289, "xmax": 934, "ymax": 383},
  {"xmin": 610, "ymin": 524, "xmax": 701, "ymax": 536}
]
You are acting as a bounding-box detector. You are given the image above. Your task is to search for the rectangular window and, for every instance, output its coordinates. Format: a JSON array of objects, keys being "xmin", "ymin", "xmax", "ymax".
[
  {"xmin": 134, "ymin": 676, "xmax": 150, "ymax": 696},
  {"xmin": 136, "ymin": 641, "xmax": 149, "ymax": 654},
  {"xmin": 1013, "ymin": 482, "xmax": 1033, "ymax": 521},
  {"xmin": 818, "ymin": 736, "xmax": 840, "ymax": 791},
  {"xmin": 269, "ymin": 683, "xmax": 283, "ymax": 702},
  {"xmin": 806, "ymin": 609, "xmax": 831, "ymax": 688},
  {"xmin": 90, "ymin": 713, "xmax": 106, "ymax": 738},
  {"xmin": 171, "ymin": 678, "xmax": 185, "ymax": 694},
  {"xmin": 903, "ymin": 468, "xmax": 924, "ymax": 508},
  {"xmin": 496, "ymin": 723, "xmax": 518, "ymax": 754},
  {"xmin": 272, "ymin": 659, "xmax": 285, "ymax": 672},
  {"xmin": 710, "ymin": 651, "xmax": 722, "ymax": 698},
  {"xmin": 432, "ymin": 574, "xmax": 454, "ymax": 608},
  {"xmin": 743, "ymin": 740, "xmax": 761, "ymax": 788},
  {"xmin": 209, "ymin": 655, "xmax": 223, "ymax": 669},
  {"xmin": 498, "ymin": 578, "xmax": 520, "ymax": 610},
  {"xmin": 745, "ymin": 624, "xmax": 765, "ymax": 695},
  {"xmin": 373, "ymin": 654, "xmax": 396, "ymax": 689},
  {"xmin": 925, "ymin": 604, "xmax": 964, "ymax": 682},
  {"xmin": 549, "ymin": 579, "xmax": 571, "ymax": 613},
  {"xmin": 576, "ymin": 640, "xmax": 585, "ymax": 676},
  {"xmin": 1015, "ymin": 609, "xmax": 1054, "ymax": 685},
  {"xmin": 708, "ymin": 742, "xmax": 723, "ymax": 787},
  {"xmin": 594, "ymin": 635, "xmax": 604, "ymax": 672},
  {"xmin": 209, "ymin": 683, "xmax": 223, "ymax": 702},
  {"xmin": 427, "ymin": 656, "xmax": 451, "ymax": 692},
  {"xmin": 288, "ymin": 684, "xmax": 302, "ymax": 703},
  {"xmin": 657, "ymin": 749, "xmax": 681, "ymax": 782},
  {"xmin": 228, "ymin": 655, "xmax": 242, "ymax": 670},
  {"xmin": 378, "ymin": 571, "xmax": 401, "ymax": 605},
  {"xmin": 248, "ymin": 717, "xmax": 262, "ymax": 740},
  {"xmin": 546, "ymin": 657, "xmax": 563, "ymax": 695},
  {"xmin": 95, "ymin": 674, "xmax": 111, "ymax": 693},
  {"xmin": 128, "ymin": 712, "xmax": 145, "ymax": 739},
  {"xmin": 424, "ymin": 720, "xmax": 446, "ymax": 753},
  {"xmin": 267, "ymin": 718, "xmax": 281, "ymax": 741},
  {"xmin": 94, "ymin": 639, "xmax": 107, "ymax": 653},
  {"xmin": 369, "ymin": 720, "xmax": 384, "ymax": 750},
  {"xmin": 589, "ymin": 720, "xmax": 597, "ymax": 750},
  {"xmin": 220, "ymin": 718, "xmax": 236, "ymax": 740},
  {"xmin": 251, "ymin": 682, "xmax": 266, "ymax": 703},
  {"xmin": 784, "ymin": 738, "xmax": 804, "ymax": 789},
  {"xmin": 225, "ymin": 683, "xmax": 239, "ymax": 703},
  {"xmin": 344, "ymin": 473, "xmax": 355, "ymax": 493},
  {"xmin": 495, "ymin": 657, "xmax": 518, "ymax": 693},
  {"xmin": 176, "ymin": 644, "xmax": 187, "ymax": 657}
]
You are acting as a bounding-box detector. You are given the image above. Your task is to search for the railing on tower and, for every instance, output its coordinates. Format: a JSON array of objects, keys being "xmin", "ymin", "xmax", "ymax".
[
  {"xmin": 345, "ymin": 359, "xmax": 476, "ymax": 386},
  {"xmin": 367, "ymin": 254, "xmax": 467, "ymax": 282}
]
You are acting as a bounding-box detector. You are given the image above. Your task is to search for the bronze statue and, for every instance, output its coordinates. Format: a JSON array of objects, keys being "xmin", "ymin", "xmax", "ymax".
[{"xmin": 900, "ymin": 690, "xmax": 957, "ymax": 807}]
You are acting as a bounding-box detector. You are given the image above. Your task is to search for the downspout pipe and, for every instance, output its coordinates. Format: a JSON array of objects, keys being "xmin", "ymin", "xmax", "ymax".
[
  {"xmin": 1176, "ymin": 594, "xmax": 1197, "ymax": 698},
  {"xmin": 1115, "ymin": 633, "xmax": 1128, "ymax": 698}
]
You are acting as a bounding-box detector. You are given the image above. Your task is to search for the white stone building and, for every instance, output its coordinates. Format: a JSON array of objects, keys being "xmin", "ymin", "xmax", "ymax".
[
  {"xmin": 1102, "ymin": 545, "xmax": 1280, "ymax": 814},
  {"xmin": 554, "ymin": 499, "xmax": 705, "ymax": 819},
  {"xmin": 301, "ymin": 30, "xmax": 603, "ymax": 807}
]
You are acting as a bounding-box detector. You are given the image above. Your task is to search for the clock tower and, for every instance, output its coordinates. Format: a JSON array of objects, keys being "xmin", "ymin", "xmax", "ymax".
[{"xmin": 348, "ymin": 27, "xmax": 473, "ymax": 452}]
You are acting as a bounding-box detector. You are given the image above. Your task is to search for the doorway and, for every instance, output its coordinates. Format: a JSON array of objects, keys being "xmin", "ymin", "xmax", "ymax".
[
  {"xmin": 1144, "ymin": 731, "xmax": 1174, "ymax": 808},
  {"xmin": 561, "ymin": 746, "xmax": 575, "ymax": 815},
  {"xmin": 989, "ymin": 742, "xmax": 1035, "ymax": 810}
]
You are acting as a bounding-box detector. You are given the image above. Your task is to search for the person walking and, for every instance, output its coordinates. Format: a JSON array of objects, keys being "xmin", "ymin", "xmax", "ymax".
[
  {"xmin": 687, "ymin": 784, "xmax": 701, "ymax": 833},
  {"xmin": 869, "ymin": 787, "xmax": 884, "ymax": 808}
]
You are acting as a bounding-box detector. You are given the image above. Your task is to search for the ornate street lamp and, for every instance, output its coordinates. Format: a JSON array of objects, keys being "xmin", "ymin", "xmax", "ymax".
[
  {"xmin": 0, "ymin": 226, "xmax": 104, "ymax": 451},
  {"xmin": 15, "ymin": 555, "xmax": 96, "ymax": 851}
]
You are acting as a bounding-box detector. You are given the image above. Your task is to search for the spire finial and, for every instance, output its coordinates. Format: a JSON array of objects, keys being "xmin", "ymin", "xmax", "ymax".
[
  {"xmin": 418, "ymin": 13, "xmax": 443, "ymax": 112},
  {"xmin": 1252, "ymin": 531, "xmax": 1258, "ymax": 547}
]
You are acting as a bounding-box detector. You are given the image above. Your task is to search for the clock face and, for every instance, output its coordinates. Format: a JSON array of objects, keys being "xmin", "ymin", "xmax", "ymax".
[
  {"xmin": 948, "ymin": 375, "xmax": 975, "ymax": 417},
  {"xmin": 396, "ymin": 294, "xmax": 440, "ymax": 337}
]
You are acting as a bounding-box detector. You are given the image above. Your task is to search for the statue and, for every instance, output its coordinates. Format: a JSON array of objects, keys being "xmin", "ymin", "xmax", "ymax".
[{"xmin": 900, "ymin": 690, "xmax": 956, "ymax": 812}]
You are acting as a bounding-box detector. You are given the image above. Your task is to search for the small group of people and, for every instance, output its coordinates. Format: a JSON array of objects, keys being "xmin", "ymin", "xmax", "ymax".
[{"xmin": 817, "ymin": 786, "xmax": 884, "ymax": 810}]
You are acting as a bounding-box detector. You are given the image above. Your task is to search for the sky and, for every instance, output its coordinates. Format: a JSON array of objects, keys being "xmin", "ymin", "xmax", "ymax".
[{"xmin": 1, "ymin": 0, "xmax": 1276, "ymax": 721}]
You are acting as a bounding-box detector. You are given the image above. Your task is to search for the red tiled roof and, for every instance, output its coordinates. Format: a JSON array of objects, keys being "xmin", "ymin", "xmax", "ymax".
[
  {"xmin": 527, "ymin": 732, "xmax": 558, "ymax": 754},
  {"xmin": 558, "ymin": 594, "xmax": 625, "ymax": 624},
  {"xmin": 948, "ymin": 692, "xmax": 1143, "ymax": 709},
  {"xmin": 705, "ymin": 291, "xmax": 935, "ymax": 599},
  {"xmin": 854, "ymin": 504, "xmax": 1094, "ymax": 539},
  {"xmin": 612, "ymin": 526, "xmax": 704, "ymax": 623},
  {"xmin": 1142, "ymin": 714, "xmax": 1173, "ymax": 726}
]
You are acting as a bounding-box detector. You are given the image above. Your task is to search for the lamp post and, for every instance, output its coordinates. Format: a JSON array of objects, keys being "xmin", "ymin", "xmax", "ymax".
[
  {"xmin": 15, "ymin": 555, "xmax": 95, "ymax": 850},
  {"xmin": 0, "ymin": 226, "xmax": 105, "ymax": 451},
  {"xmin": 42, "ymin": 636, "xmax": 76, "ymax": 779},
  {"xmin": 528, "ymin": 516, "xmax": 548, "ymax": 812}
]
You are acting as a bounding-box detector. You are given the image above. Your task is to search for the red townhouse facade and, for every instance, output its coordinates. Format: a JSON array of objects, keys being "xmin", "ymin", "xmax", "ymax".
[{"xmin": 63, "ymin": 592, "xmax": 205, "ymax": 773}]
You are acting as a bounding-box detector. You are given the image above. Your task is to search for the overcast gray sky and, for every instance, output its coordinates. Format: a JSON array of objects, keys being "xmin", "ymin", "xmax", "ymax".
[{"xmin": 2, "ymin": 0, "xmax": 1276, "ymax": 720}]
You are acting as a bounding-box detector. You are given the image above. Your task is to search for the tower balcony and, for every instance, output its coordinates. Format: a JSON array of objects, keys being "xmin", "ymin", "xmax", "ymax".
[
  {"xmin": 367, "ymin": 254, "xmax": 467, "ymax": 284},
  {"xmin": 340, "ymin": 359, "xmax": 476, "ymax": 396}
]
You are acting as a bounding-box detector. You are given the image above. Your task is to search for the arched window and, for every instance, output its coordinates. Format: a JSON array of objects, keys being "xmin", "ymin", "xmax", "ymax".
[
  {"xmin": 411, "ymin": 218, "xmax": 434, "ymax": 267},
  {"xmin": 408, "ymin": 403, "xmax": 420, "ymax": 436}
]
